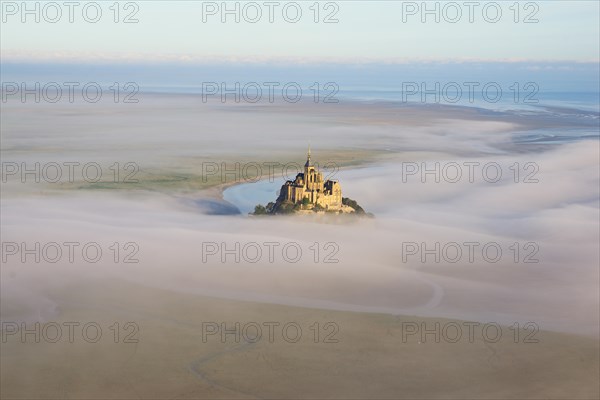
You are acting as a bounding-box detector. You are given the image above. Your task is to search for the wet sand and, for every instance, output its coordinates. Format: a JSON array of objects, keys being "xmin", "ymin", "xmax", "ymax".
[{"xmin": 2, "ymin": 279, "xmax": 598, "ymax": 399}]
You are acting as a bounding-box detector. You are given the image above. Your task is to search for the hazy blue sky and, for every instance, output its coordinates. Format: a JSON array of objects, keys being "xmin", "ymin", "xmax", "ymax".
[{"xmin": 1, "ymin": 1, "xmax": 599, "ymax": 63}]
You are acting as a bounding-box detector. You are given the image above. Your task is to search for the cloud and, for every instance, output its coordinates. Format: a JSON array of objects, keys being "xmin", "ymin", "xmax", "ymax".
[
  {"xmin": 1, "ymin": 98, "xmax": 598, "ymax": 335},
  {"xmin": 2, "ymin": 49, "xmax": 599, "ymax": 65}
]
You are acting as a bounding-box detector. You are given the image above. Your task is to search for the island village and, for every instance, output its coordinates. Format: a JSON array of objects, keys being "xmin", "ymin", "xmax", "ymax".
[{"xmin": 253, "ymin": 148, "xmax": 367, "ymax": 215}]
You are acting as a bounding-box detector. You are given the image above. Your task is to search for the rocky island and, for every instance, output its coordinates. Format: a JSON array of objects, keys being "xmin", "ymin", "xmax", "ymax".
[{"xmin": 252, "ymin": 148, "xmax": 370, "ymax": 216}]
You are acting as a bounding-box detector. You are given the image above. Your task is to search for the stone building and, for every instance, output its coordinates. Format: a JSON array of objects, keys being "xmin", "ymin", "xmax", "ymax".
[{"xmin": 277, "ymin": 148, "xmax": 343, "ymax": 211}]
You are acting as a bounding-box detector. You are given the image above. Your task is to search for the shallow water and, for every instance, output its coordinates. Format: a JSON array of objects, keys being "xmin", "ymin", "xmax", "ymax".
[{"xmin": 222, "ymin": 179, "xmax": 282, "ymax": 215}]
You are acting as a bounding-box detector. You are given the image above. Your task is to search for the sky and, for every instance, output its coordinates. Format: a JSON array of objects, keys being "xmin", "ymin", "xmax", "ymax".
[{"xmin": 1, "ymin": 1, "xmax": 599, "ymax": 64}]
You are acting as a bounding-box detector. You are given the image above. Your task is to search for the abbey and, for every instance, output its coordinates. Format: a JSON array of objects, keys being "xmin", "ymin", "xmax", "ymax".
[
  {"xmin": 253, "ymin": 148, "xmax": 368, "ymax": 215},
  {"xmin": 276, "ymin": 148, "xmax": 346, "ymax": 212}
]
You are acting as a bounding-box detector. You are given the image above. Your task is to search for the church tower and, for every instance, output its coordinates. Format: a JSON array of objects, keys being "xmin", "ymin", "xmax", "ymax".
[
  {"xmin": 304, "ymin": 145, "xmax": 314, "ymax": 174},
  {"xmin": 304, "ymin": 145, "xmax": 321, "ymax": 192}
]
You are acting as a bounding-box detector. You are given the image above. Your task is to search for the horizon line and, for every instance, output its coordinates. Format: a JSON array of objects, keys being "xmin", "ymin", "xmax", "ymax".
[{"xmin": 2, "ymin": 51, "xmax": 599, "ymax": 66}]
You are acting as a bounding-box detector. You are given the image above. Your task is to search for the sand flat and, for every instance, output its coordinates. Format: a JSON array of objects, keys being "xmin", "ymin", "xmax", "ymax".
[
  {"xmin": 1, "ymin": 279, "xmax": 598, "ymax": 399},
  {"xmin": 2, "ymin": 95, "xmax": 598, "ymax": 398}
]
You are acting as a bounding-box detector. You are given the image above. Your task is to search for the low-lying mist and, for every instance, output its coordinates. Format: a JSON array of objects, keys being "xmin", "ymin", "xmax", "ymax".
[{"xmin": 1, "ymin": 96, "xmax": 598, "ymax": 336}]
